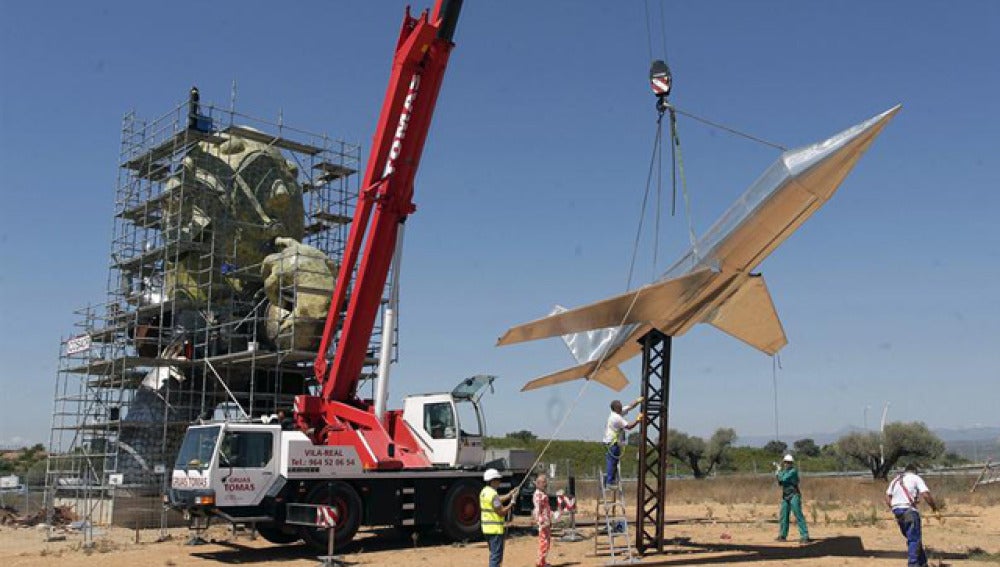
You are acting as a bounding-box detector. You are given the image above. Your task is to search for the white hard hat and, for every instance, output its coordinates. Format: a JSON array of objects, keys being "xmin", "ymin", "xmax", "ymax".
[
  {"xmin": 783, "ymin": 454, "xmax": 795, "ymax": 462},
  {"xmin": 483, "ymin": 468, "xmax": 502, "ymax": 482}
]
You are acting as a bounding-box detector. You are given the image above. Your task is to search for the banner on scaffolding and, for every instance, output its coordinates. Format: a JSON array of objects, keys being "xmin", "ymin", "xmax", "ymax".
[{"xmin": 66, "ymin": 335, "xmax": 92, "ymax": 355}]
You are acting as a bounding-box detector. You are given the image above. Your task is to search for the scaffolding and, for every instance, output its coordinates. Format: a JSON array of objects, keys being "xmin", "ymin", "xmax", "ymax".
[{"xmin": 45, "ymin": 91, "xmax": 383, "ymax": 532}]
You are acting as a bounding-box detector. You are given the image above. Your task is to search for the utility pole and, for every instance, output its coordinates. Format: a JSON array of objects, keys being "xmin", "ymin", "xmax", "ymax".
[{"xmin": 879, "ymin": 402, "xmax": 890, "ymax": 468}]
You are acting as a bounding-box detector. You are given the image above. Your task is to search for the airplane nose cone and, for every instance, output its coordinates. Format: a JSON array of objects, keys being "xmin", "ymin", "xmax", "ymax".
[{"xmin": 784, "ymin": 104, "xmax": 901, "ymax": 200}]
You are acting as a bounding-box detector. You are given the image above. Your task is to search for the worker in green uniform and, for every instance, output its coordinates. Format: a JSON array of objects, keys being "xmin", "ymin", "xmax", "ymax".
[{"xmin": 775, "ymin": 454, "xmax": 811, "ymax": 543}]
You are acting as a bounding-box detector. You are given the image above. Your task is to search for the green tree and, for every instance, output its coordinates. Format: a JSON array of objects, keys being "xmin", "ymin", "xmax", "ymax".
[
  {"xmin": 505, "ymin": 430, "xmax": 537, "ymax": 443},
  {"xmin": 666, "ymin": 428, "xmax": 736, "ymax": 479},
  {"xmin": 763, "ymin": 440, "xmax": 788, "ymax": 455},
  {"xmin": 707, "ymin": 428, "xmax": 737, "ymax": 471},
  {"xmin": 836, "ymin": 421, "xmax": 945, "ymax": 479},
  {"xmin": 793, "ymin": 438, "xmax": 821, "ymax": 457}
]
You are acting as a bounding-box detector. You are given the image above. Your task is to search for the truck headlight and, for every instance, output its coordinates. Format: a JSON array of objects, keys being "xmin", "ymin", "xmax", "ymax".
[{"xmin": 194, "ymin": 494, "xmax": 215, "ymax": 505}]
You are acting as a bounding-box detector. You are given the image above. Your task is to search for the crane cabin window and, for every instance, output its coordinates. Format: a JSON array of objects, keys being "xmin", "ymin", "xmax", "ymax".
[
  {"xmin": 423, "ymin": 402, "xmax": 456, "ymax": 439},
  {"xmin": 218, "ymin": 430, "xmax": 273, "ymax": 468}
]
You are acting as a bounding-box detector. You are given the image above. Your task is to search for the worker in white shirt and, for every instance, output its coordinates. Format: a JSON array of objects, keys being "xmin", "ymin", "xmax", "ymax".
[
  {"xmin": 885, "ymin": 463, "xmax": 941, "ymax": 567},
  {"xmin": 603, "ymin": 397, "xmax": 643, "ymax": 486}
]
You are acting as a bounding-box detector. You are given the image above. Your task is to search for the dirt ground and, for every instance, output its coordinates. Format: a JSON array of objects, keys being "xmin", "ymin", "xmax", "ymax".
[{"xmin": 2, "ymin": 477, "xmax": 998, "ymax": 566}]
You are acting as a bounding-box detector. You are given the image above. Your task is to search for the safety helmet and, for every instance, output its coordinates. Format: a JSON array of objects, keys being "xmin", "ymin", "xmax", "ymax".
[
  {"xmin": 483, "ymin": 468, "xmax": 502, "ymax": 482},
  {"xmin": 783, "ymin": 454, "xmax": 795, "ymax": 462}
]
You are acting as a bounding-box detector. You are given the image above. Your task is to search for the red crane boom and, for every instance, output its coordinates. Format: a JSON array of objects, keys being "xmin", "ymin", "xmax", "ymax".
[{"xmin": 295, "ymin": 0, "xmax": 462, "ymax": 467}]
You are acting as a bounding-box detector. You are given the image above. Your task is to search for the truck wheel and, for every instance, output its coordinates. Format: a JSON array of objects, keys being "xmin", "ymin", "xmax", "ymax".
[
  {"xmin": 441, "ymin": 480, "xmax": 481, "ymax": 542},
  {"xmin": 299, "ymin": 481, "xmax": 362, "ymax": 552},
  {"xmin": 256, "ymin": 524, "xmax": 300, "ymax": 544}
]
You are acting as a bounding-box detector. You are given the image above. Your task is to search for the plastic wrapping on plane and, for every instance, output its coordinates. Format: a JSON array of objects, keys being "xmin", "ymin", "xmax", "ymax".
[{"xmin": 663, "ymin": 106, "xmax": 900, "ymax": 279}]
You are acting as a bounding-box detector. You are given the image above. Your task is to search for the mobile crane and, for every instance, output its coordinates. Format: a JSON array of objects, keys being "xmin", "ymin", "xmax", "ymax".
[{"xmin": 167, "ymin": 0, "xmax": 531, "ymax": 549}]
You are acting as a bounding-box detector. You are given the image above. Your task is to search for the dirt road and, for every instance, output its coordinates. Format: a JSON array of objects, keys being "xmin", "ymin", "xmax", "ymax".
[{"xmin": 2, "ymin": 501, "xmax": 997, "ymax": 566}]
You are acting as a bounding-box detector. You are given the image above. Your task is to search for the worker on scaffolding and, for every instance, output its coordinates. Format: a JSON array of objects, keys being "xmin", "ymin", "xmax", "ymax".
[{"xmin": 603, "ymin": 398, "xmax": 643, "ymax": 486}]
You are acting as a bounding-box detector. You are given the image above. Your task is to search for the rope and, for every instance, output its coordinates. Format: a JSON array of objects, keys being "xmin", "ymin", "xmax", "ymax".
[
  {"xmin": 669, "ymin": 109, "xmax": 700, "ymax": 258},
  {"xmin": 672, "ymin": 106, "xmax": 788, "ymax": 152},
  {"xmin": 653, "ymin": 108, "xmax": 663, "ymax": 277},
  {"xmin": 642, "ymin": 0, "xmax": 654, "ymax": 62},
  {"xmin": 772, "ymin": 354, "xmax": 782, "ymax": 442},
  {"xmin": 626, "ymin": 112, "xmax": 664, "ymax": 289},
  {"xmin": 644, "ymin": 0, "xmax": 670, "ymax": 64},
  {"xmin": 671, "ymin": 112, "xmax": 677, "ymax": 216},
  {"xmin": 509, "ymin": 286, "xmax": 648, "ymax": 499},
  {"xmin": 507, "ymin": 102, "xmax": 674, "ymax": 499},
  {"xmin": 658, "ymin": 0, "xmax": 670, "ymax": 64}
]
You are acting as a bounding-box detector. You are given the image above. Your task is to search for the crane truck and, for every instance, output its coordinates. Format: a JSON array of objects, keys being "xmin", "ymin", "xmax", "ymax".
[{"xmin": 167, "ymin": 0, "xmax": 533, "ymax": 549}]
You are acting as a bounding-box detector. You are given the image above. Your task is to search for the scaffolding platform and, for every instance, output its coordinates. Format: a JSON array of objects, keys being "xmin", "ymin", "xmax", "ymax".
[
  {"xmin": 122, "ymin": 128, "xmax": 225, "ymax": 172},
  {"xmin": 313, "ymin": 210, "xmax": 353, "ymax": 225},
  {"xmin": 224, "ymin": 125, "xmax": 325, "ymax": 155},
  {"xmin": 113, "ymin": 240, "xmax": 211, "ymax": 274},
  {"xmin": 313, "ymin": 161, "xmax": 357, "ymax": 182},
  {"xmin": 64, "ymin": 356, "xmax": 194, "ymax": 375}
]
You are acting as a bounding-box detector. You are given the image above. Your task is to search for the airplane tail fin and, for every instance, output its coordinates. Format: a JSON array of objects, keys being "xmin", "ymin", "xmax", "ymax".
[{"xmin": 704, "ymin": 274, "xmax": 787, "ymax": 355}]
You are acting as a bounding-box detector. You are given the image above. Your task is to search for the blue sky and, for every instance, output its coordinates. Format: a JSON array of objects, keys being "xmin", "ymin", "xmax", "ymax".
[{"xmin": 1, "ymin": 1, "xmax": 997, "ymax": 447}]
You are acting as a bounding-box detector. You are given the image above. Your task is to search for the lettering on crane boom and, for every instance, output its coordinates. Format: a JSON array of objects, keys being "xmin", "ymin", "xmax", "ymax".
[
  {"xmin": 285, "ymin": 442, "xmax": 363, "ymax": 478},
  {"xmin": 382, "ymin": 74, "xmax": 421, "ymax": 178}
]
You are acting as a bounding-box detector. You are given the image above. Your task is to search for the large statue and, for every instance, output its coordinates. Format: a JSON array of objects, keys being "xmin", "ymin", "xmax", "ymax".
[
  {"xmin": 161, "ymin": 132, "xmax": 306, "ymax": 302},
  {"xmin": 261, "ymin": 237, "xmax": 338, "ymax": 351}
]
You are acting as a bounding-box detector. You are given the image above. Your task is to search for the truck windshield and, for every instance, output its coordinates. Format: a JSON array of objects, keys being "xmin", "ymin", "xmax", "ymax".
[{"xmin": 175, "ymin": 426, "xmax": 221, "ymax": 470}]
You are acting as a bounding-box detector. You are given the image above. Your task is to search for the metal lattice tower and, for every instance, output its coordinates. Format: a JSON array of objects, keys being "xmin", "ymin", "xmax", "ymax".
[{"xmin": 635, "ymin": 329, "xmax": 671, "ymax": 555}]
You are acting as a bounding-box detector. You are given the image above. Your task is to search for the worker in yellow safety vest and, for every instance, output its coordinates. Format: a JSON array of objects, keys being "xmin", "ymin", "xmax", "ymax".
[{"xmin": 481, "ymin": 468, "xmax": 515, "ymax": 567}]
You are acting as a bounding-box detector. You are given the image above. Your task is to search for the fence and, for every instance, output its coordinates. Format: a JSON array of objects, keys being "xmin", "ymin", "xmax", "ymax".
[{"xmin": 0, "ymin": 481, "xmax": 47, "ymax": 522}]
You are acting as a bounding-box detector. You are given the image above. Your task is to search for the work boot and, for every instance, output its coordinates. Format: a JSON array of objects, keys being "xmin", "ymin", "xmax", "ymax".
[
  {"xmin": 774, "ymin": 536, "xmax": 786, "ymax": 542},
  {"xmin": 799, "ymin": 537, "xmax": 812, "ymax": 544}
]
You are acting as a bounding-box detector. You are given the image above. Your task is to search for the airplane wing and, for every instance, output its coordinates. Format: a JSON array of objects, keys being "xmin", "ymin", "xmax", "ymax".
[
  {"xmin": 497, "ymin": 267, "xmax": 716, "ymax": 347},
  {"xmin": 704, "ymin": 274, "xmax": 787, "ymax": 355},
  {"xmin": 520, "ymin": 360, "xmax": 629, "ymax": 392}
]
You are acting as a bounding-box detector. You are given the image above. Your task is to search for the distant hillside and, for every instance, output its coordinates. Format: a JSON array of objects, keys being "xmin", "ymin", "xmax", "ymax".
[{"xmin": 944, "ymin": 438, "xmax": 1000, "ymax": 462}]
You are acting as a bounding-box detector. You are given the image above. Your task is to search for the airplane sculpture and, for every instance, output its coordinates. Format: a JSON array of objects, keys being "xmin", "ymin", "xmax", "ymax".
[{"xmin": 498, "ymin": 105, "xmax": 901, "ymax": 392}]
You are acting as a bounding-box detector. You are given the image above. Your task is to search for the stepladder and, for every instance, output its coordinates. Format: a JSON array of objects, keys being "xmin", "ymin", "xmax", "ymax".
[
  {"xmin": 971, "ymin": 460, "xmax": 1000, "ymax": 492},
  {"xmin": 593, "ymin": 460, "xmax": 638, "ymax": 565}
]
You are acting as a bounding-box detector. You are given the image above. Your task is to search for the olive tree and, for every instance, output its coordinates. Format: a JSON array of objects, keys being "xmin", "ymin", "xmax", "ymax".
[
  {"xmin": 763, "ymin": 440, "xmax": 788, "ymax": 455},
  {"xmin": 836, "ymin": 421, "xmax": 944, "ymax": 479},
  {"xmin": 793, "ymin": 438, "xmax": 821, "ymax": 457},
  {"xmin": 667, "ymin": 428, "xmax": 737, "ymax": 479}
]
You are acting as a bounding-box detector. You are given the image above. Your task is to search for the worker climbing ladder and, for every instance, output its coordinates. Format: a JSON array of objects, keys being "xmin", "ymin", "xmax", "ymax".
[{"xmin": 594, "ymin": 461, "xmax": 638, "ymax": 565}]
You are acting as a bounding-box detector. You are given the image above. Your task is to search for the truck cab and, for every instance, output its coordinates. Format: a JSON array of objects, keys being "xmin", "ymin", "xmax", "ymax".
[
  {"xmin": 401, "ymin": 374, "xmax": 493, "ymax": 467},
  {"xmin": 170, "ymin": 422, "xmax": 284, "ymax": 513}
]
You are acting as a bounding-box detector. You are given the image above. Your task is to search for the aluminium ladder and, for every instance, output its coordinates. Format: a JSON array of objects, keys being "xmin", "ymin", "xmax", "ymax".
[{"xmin": 593, "ymin": 462, "xmax": 638, "ymax": 564}]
